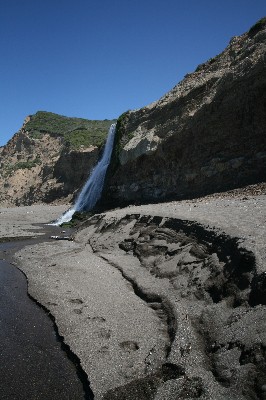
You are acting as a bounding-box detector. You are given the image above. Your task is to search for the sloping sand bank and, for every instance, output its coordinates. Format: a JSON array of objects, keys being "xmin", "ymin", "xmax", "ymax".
[{"xmin": 1, "ymin": 190, "xmax": 265, "ymax": 399}]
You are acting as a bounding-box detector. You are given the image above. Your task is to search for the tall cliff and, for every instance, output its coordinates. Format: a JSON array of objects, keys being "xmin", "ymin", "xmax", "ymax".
[
  {"xmin": 1, "ymin": 20, "xmax": 265, "ymax": 209},
  {"xmin": 0, "ymin": 112, "xmax": 115, "ymax": 206},
  {"xmin": 102, "ymin": 18, "xmax": 266, "ymax": 206}
]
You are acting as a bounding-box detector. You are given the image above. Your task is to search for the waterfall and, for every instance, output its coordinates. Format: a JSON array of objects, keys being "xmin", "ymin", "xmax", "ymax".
[{"xmin": 53, "ymin": 123, "xmax": 116, "ymax": 225}]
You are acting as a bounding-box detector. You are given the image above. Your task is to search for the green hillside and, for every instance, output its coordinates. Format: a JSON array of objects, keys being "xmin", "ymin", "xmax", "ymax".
[{"xmin": 25, "ymin": 111, "xmax": 116, "ymax": 149}]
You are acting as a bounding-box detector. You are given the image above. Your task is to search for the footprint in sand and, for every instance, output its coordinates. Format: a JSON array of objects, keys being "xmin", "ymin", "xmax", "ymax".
[
  {"xmin": 68, "ymin": 299, "xmax": 84, "ymax": 314},
  {"xmin": 97, "ymin": 328, "xmax": 111, "ymax": 339},
  {"xmin": 98, "ymin": 345, "xmax": 109, "ymax": 354},
  {"xmin": 73, "ymin": 309, "xmax": 82, "ymax": 314},
  {"xmin": 119, "ymin": 341, "xmax": 139, "ymax": 352},
  {"xmin": 69, "ymin": 298, "xmax": 84, "ymax": 304},
  {"xmin": 87, "ymin": 315, "xmax": 106, "ymax": 323}
]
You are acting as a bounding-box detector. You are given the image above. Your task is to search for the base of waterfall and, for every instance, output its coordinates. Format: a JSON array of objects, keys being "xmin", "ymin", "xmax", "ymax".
[
  {"xmin": 1, "ymin": 189, "xmax": 265, "ymax": 399},
  {"xmin": 50, "ymin": 207, "xmax": 76, "ymax": 225}
]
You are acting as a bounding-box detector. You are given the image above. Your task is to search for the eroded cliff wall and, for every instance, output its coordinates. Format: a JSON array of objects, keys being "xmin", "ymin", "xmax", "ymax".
[
  {"xmin": 103, "ymin": 19, "xmax": 266, "ymax": 206},
  {"xmin": 1, "ymin": 20, "xmax": 265, "ymax": 209}
]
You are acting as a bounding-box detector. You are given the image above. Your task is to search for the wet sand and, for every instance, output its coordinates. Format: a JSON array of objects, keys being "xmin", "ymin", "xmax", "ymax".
[{"xmin": 0, "ymin": 258, "xmax": 88, "ymax": 400}]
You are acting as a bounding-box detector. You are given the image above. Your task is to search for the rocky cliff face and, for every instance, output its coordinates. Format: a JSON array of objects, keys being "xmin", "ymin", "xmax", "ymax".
[
  {"xmin": 1, "ymin": 21, "xmax": 265, "ymax": 209},
  {"xmin": 103, "ymin": 19, "xmax": 266, "ymax": 207},
  {"xmin": 0, "ymin": 112, "xmax": 115, "ymax": 206}
]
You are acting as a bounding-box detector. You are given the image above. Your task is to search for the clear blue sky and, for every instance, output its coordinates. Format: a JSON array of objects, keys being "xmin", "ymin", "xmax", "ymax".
[{"xmin": 1, "ymin": 0, "xmax": 265, "ymax": 146}]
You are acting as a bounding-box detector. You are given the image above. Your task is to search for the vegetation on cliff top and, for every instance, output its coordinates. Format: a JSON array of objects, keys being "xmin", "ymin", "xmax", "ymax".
[
  {"xmin": 25, "ymin": 111, "xmax": 116, "ymax": 149},
  {"xmin": 249, "ymin": 16, "xmax": 266, "ymax": 37},
  {"xmin": 108, "ymin": 110, "xmax": 131, "ymax": 170},
  {"xmin": 100, "ymin": 110, "xmax": 132, "ymax": 204}
]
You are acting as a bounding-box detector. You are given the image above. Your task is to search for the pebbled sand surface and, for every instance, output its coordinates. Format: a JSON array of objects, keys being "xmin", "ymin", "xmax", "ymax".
[
  {"xmin": 0, "ymin": 204, "xmax": 68, "ymax": 238},
  {"xmin": 0, "ymin": 191, "xmax": 265, "ymax": 399}
]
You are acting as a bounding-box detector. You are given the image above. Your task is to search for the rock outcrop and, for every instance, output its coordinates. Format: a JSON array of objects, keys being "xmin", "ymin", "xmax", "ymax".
[
  {"xmin": 103, "ymin": 18, "xmax": 266, "ymax": 207},
  {"xmin": 0, "ymin": 112, "xmax": 115, "ymax": 206}
]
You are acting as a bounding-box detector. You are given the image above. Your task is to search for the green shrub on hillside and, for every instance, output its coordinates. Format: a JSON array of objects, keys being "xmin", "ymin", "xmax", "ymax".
[
  {"xmin": 30, "ymin": 131, "xmax": 42, "ymax": 139},
  {"xmin": 26, "ymin": 111, "xmax": 116, "ymax": 150},
  {"xmin": 14, "ymin": 157, "xmax": 42, "ymax": 171},
  {"xmin": 2, "ymin": 157, "xmax": 42, "ymax": 176},
  {"xmin": 249, "ymin": 17, "xmax": 266, "ymax": 37},
  {"xmin": 64, "ymin": 128, "xmax": 108, "ymax": 149},
  {"xmin": 14, "ymin": 161, "xmax": 36, "ymax": 170}
]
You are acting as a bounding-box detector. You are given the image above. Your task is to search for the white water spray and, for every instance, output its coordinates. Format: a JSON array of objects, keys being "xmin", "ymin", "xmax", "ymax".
[{"xmin": 53, "ymin": 123, "xmax": 116, "ymax": 225}]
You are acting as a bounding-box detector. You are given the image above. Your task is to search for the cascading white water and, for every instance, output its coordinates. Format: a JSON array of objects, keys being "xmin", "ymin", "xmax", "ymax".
[{"xmin": 53, "ymin": 123, "xmax": 116, "ymax": 225}]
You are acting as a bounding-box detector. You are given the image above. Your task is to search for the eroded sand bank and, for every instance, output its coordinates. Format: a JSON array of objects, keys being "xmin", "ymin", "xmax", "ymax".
[{"xmin": 1, "ymin": 194, "xmax": 265, "ymax": 399}]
